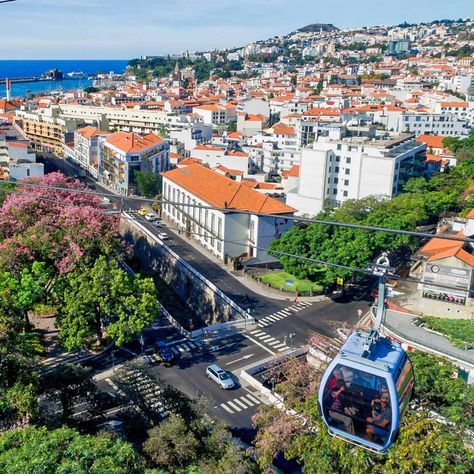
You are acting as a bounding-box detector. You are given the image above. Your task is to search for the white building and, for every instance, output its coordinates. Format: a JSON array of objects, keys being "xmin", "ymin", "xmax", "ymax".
[
  {"xmin": 396, "ymin": 111, "xmax": 470, "ymax": 137},
  {"xmin": 63, "ymin": 125, "xmax": 108, "ymax": 179},
  {"xmin": 192, "ymin": 104, "xmax": 236, "ymax": 127},
  {"xmin": 0, "ymin": 123, "xmax": 44, "ymax": 181},
  {"xmin": 286, "ymin": 131, "xmax": 427, "ymax": 216},
  {"xmin": 162, "ymin": 163, "xmax": 295, "ymax": 262},
  {"xmin": 191, "ymin": 145, "xmax": 250, "ymax": 174}
]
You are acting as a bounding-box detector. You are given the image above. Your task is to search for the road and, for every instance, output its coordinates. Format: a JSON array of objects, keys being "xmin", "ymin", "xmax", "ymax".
[{"xmin": 43, "ymin": 154, "xmax": 374, "ymax": 471}]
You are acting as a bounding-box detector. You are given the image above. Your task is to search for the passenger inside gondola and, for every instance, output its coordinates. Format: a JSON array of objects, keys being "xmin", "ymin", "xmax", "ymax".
[
  {"xmin": 323, "ymin": 364, "xmax": 392, "ymax": 446},
  {"xmin": 366, "ymin": 393, "xmax": 391, "ymax": 444}
]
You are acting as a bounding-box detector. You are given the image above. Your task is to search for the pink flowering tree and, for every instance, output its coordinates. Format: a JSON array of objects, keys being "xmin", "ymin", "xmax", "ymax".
[{"xmin": 0, "ymin": 172, "xmax": 120, "ymax": 275}]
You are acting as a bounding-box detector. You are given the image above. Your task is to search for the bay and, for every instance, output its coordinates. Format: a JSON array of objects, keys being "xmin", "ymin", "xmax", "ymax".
[{"xmin": 0, "ymin": 59, "xmax": 129, "ymax": 98}]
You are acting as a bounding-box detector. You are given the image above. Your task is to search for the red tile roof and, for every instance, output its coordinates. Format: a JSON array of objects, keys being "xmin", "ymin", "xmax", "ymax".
[
  {"xmin": 163, "ymin": 164, "xmax": 295, "ymax": 215},
  {"xmin": 105, "ymin": 132, "xmax": 163, "ymax": 153},
  {"xmin": 416, "ymin": 134, "xmax": 448, "ymax": 150}
]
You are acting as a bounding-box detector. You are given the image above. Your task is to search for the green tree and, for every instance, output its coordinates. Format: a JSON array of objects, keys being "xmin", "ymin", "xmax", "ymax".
[
  {"xmin": 135, "ymin": 170, "xmax": 161, "ymax": 198},
  {"xmin": 0, "ymin": 426, "xmax": 145, "ymax": 474},
  {"xmin": 57, "ymin": 257, "xmax": 160, "ymax": 350},
  {"xmin": 0, "ymin": 262, "xmax": 50, "ymax": 332},
  {"xmin": 144, "ymin": 414, "xmax": 201, "ymax": 471}
]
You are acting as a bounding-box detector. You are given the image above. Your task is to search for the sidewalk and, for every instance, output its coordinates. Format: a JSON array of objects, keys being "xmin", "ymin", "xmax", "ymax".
[{"xmin": 382, "ymin": 308, "xmax": 474, "ymax": 370}]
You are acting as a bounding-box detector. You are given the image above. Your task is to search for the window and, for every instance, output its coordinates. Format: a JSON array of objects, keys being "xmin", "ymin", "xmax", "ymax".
[
  {"xmin": 335, "ymin": 155, "xmax": 340, "ymax": 162},
  {"xmin": 334, "ymin": 177, "xmax": 339, "ymax": 183},
  {"xmin": 335, "ymin": 166, "xmax": 340, "ymax": 173},
  {"xmin": 333, "ymin": 188, "xmax": 337, "ymax": 194},
  {"xmin": 344, "ymin": 179, "xmax": 349, "ymax": 186},
  {"xmin": 346, "ymin": 157, "xmax": 351, "ymax": 164},
  {"xmin": 343, "ymin": 190, "xmax": 348, "ymax": 197},
  {"xmin": 345, "ymin": 169, "xmax": 350, "ymax": 175},
  {"xmin": 336, "ymin": 144, "xmax": 342, "ymax": 150}
]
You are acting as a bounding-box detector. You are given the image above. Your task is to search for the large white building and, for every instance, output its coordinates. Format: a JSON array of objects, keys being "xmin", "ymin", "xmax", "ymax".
[
  {"xmin": 286, "ymin": 130, "xmax": 427, "ymax": 216},
  {"xmin": 162, "ymin": 163, "xmax": 295, "ymax": 262}
]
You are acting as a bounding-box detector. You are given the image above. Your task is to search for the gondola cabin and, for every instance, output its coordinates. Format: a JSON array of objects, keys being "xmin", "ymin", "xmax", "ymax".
[{"xmin": 318, "ymin": 331, "xmax": 414, "ymax": 453}]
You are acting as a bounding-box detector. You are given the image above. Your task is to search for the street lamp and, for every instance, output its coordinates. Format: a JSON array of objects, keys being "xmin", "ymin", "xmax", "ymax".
[{"xmin": 111, "ymin": 350, "xmax": 118, "ymax": 372}]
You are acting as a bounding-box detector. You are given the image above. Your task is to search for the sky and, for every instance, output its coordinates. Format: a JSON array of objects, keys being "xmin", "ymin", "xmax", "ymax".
[{"xmin": 0, "ymin": 0, "xmax": 472, "ymax": 59}]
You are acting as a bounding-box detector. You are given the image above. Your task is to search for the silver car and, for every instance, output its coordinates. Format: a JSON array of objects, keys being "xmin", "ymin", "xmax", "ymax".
[{"xmin": 206, "ymin": 364, "xmax": 235, "ymax": 389}]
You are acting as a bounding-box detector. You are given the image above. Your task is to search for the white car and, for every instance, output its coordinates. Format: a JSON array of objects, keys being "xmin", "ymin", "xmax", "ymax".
[
  {"xmin": 158, "ymin": 232, "xmax": 169, "ymax": 240},
  {"xmin": 206, "ymin": 364, "xmax": 235, "ymax": 389},
  {"xmin": 145, "ymin": 212, "xmax": 157, "ymax": 221}
]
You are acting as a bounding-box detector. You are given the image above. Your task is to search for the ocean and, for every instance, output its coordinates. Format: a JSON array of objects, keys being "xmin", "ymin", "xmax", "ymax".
[{"xmin": 0, "ymin": 59, "xmax": 129, "ymax": 99}]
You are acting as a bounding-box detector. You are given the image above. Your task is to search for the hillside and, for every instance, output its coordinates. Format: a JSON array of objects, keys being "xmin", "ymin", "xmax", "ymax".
[{"xmin": 295, "ymin": 23, "xmax": 339, "ymax": 33}]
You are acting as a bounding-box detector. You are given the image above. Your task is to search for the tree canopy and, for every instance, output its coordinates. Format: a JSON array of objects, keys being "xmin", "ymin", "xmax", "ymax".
[
  {"xmin": 57, "ymin": 257, "xmax": 160, "ymax": 350},
  {"xmin": 270, "ymin": 154, "xmax": 474, "ymax": 284},
  {"xmin": 0, "ymin": 426, "xmax": 145, "ymax": 474}
]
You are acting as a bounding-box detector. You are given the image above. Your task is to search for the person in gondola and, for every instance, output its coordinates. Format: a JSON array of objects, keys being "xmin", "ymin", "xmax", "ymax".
[
  {"xmin": 326, "ymin": 379, "xmax": 354, "ymax": 434},
  {"xmin": 366, "ymin": 393, "xmax": 392, "ymax": 443}
]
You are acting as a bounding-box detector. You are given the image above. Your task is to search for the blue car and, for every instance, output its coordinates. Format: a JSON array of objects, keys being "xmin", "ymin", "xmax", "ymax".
[{"xmin": 155, "ymin": 340, "xmax": 176, "ymax": 364}]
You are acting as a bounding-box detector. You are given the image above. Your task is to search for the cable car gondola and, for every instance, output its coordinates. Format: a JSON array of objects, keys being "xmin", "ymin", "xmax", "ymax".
[{"xmin": 318, "ymin": 255, "xmax": 415, "ymax": 453}]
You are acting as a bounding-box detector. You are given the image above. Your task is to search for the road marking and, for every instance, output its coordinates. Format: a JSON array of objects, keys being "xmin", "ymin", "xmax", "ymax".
[
  {"xmin": 272, "ymin": 342, "xmax": 286, "ymax": 349},
  {"xmin": 246, "ymin": 393, "xmax": 261, "ymax": 404},
  {"xmin": 220, "ymin": 403, "xmax": 234, "ymax": 414},
  {"xmin": 259, "ymin": 335, "xmax": 273, "ymax": 341},
  {"xmin": 268, "ymin": 340, "xmax": 282, "ymax": 347},
  {"xmin": 181, "ymin": 343, "xmax": 190, "ymax": 350},
  {"xmin": 243, "ymin": 334, "xmax": 276, "ymax": 355},
  {"xmin": 171, "ymin": 347, "xmax": 179, "ymax": 355},
  {"xmin": 239, "ymin": 395, "xmax": 255, "ymax": 407},
  {"xmin": 178, "ymin": 346, "xmax": 186, "ymax": 352},
  {"xmin": 233, "ymin": 398, "xmax": 249, "ymax": 409},
  {"xmin": 250, "ymin": 330, "xmax": 264, "ymax": 335},
  {"xmin": 226, "ymin": 354, "xmax": 254, "ymax": 366},
  {"xmin": 265, "ymin": 315, "xmax": 281, "ymax": 322},
  {"xmin": 278, "ymin": 347, "xmax": 288, "ymax": 352},
  {"xmin": 226, "ymin": 401, "xmax": 242, "ymax": 412}
]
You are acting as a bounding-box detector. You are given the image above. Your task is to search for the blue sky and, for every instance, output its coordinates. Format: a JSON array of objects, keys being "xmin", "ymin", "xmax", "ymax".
[{"xmin": 0, "ymin": 0, "xmax": 472, "ymax": 59}]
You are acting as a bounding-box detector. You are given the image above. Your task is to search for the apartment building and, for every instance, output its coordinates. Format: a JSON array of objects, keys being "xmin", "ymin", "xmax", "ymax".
[
  {"xmin": 0, "ymin": 123, "xmax": 44, "ymax": 180},
  {"xmin": 191, "ymin": 145, "xmax": 250, "ymax": 174},
  {"xmin": 63, "ymin": 125, "xmax": 109, "ymax": 179},
  {"xmin": 397, "ymin": 111, "xmax": 470, "ymax": 137},
  {"xmin": 99, "ymin": 132, "xmax": 169, "ymax": 195},
  {"xmin": 162, "ymin": 163, "xmax": 295, "ymax": 262},
  {"xmin": 59, "ymin": 104, "xmax": 170, "ymax": 135},
  {"xmin": 286, "ymin": 129, "xmax": 427, "ymax": 215},
  {"xmin": 15, "ymin": 107, "xmax": 84, "ymax": 153},
  {"xmin": 193, "ymin": 103, "xmax": 237, "ymax": 127}
]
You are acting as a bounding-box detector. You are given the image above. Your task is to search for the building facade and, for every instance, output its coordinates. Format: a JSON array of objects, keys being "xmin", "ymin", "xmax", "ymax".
[
  {"xmin": 99, "ymin": 132, "xmax": 169, "ymax": 195},
  {"xmin": 162, "ymin": 164, "xmax": 295, "ymax": 262}
]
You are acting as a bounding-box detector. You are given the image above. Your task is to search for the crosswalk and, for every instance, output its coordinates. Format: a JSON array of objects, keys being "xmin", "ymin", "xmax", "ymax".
[
  {"xmin": 167, "ymin": 339, "xmax": 201, "ymax": 355},
  {"xmin": 256, "ymin": 301, "xmax": 312, "ymax": 328},
  {"xmin": 248, "ymin": 329, "xmax": 290, "ymax": 352},
  {"xmin": 219, "ymin": 392, "xmax": 265, "ymax": 414}
]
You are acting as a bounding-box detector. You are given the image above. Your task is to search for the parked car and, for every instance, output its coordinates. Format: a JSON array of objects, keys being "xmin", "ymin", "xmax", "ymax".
[
  {"xmin": 155, "ymin": 340, "xmax": 176, "ymax": 364},
  {"xmin": 158, "ymin": 232, "xmax": 169, "ymax": 240},
  {"xmin": 145, "ymin": 212, "xmax": 157, "ymax": 221},
  {"xmin": 138, "ymin": 208, "xmax": 148, "ymax": 217},
  {"xmin": 206, "ymin": 364, "xmax": 235, "ymax": 389}
]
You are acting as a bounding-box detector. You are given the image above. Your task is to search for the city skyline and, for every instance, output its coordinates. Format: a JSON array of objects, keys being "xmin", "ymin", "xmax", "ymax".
[{"xmin": 0, "ymin": 0, "xmax": 472, "ymax": 59}]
